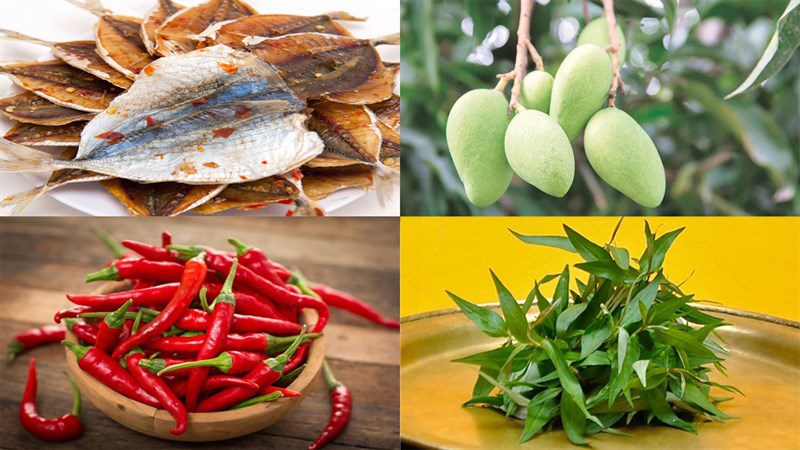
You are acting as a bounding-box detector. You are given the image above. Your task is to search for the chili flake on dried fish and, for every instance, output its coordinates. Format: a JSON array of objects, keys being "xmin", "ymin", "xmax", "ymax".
[
  {"xmin": 4, "ymin": 121, "xmax": 84, "ymax": 146},
  {"xmin": 0, "ymin": 91, "xmax": 94, "ymax": 126},
  {"xmin": 0, "ymin": 60, "xmax": 122, "ymax": 112},
  {"xmin": 141, "ymin": 0, "xmax": 185, "ymax": 55},
  {"xmin": 0, "ymin": 29, "xmax": 132, "ymax": 89},
  {"xmin": 0, "ymin": 45, "xmax": 323, "ymax": 184},
  {"xmin": 154, "ymin": 0, "xmax": 258, "ymax": 56}
]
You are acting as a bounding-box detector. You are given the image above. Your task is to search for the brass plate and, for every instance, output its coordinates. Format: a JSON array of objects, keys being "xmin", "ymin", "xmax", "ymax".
[{"xmin": 401, "ymin": 305, "xmax": 800, "ymax": 449}]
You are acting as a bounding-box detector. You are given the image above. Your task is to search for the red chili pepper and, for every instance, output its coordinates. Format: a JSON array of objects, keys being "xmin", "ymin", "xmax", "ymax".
[
  {"xmin": 63, "ymin": 319, "xmax": 98, "ymax": 345},
  {"xmin": 94, "ymin": 300, "xmax": 132, "ymax": 352},
  {"xmin": 184, "ymin": 260, "xmax": 238, "ymax": 411},
  {"xmin": 194, "ymin": 327, "xmax": 306, "ymax": 412},
  {"xmin": 161, "ymin": 231, "xmax": 172, "ymax": 247},
  {"xmin": 178, "ymin": 309, "xmax": 302, "ymax": 335},
  {"xmin": 20, "ymin": 358, "xmax": 83, "ymax": 441},
  {"xmin": 67, "ymin": 283, "xmax": 180, "ymax": 308},
  {"xmin": 284, "ymin": 347, "xmax": 308, "ymax": 374},
  {"xmin": 142, "ymin": 332, "xmax": 319, "ymax": 354},
  {"xmin": 62, "ymin": 340, "xmax": 160, "ymax": 407},
  {"xmin": 171, "ymin": 247, "xmax": 329, "ymax": 333},
  {"xmin": 309, "ymin": 361, "xmax": 352, "ymax": 450},
  {"xmin": 85, "ymin": 260, "xmax": 186, "ymax": 284},
  {"xmin": 168, "ymin": 375, "xmax": 259, "ymax": 397},
  {"xmin": 312, "ymin": 284, "xmax": 400, "ymax": 329},
  {"xmin": 228, "ymin": 237, "xmax": 284, "ymax": 285},
  {"xmin": 152, "ymin": 351, "xmax": 264, "ymax": 376},
  {"xmin": 112, "ymin": 254, "xmax": 207, "ymax": 359},
  {"xmin": 131, "ymin": 280, "xmax": 155, "ymax": 290},
  {"xmin": 202, "ymin": 284, "xmax": 281, "ymax": 318},
  {"xmin": 258, "ymin": 385, "xmax": 301, "ymax": 398},
  {"xmin": 122, "ymin": 240, "xmax": 181, "ymax": 262},
  {"xmin": 126, "ymin": 351, "xmax": 187, "ymax": 435},
  {"xmin": 7, "ymin": 325, "xmax": 65, "ymax": 363},
  {"xmin": 54, "ymin": 305, "xmax": 99, "ymax": 324}
]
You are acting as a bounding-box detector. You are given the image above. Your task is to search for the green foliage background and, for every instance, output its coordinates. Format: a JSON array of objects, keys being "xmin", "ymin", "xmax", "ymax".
[{"xmin": 401, "ymin": 0, "xmax": 800, "ymax": 216}]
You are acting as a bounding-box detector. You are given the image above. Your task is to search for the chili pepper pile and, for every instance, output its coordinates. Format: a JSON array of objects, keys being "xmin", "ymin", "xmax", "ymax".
[{"xmin": 8, "ymin": 231, "xmax": 397, "ymax": 447}]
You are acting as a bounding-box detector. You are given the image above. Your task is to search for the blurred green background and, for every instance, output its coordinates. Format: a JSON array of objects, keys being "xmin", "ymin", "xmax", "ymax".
[{"xmin": 400, "ymin": 0, "xmax": 799, "ymax": 216}]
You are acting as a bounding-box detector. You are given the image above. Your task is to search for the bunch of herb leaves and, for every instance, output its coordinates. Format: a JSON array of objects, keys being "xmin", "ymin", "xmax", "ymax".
[{"xmin": 450, "ymin": 219, "xmax": 740, "ymax": 445}]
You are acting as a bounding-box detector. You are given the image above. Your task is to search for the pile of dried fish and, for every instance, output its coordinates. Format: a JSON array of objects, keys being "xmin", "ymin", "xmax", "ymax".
[{"xmin": 1, "ymin": 0, "xmax": 400, "ymax": 216}]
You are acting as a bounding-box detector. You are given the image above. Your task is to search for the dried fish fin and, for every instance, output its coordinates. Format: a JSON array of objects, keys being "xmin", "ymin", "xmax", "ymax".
[
  {"xmin": 64, "ymin": 0, "xmax": 112, "ymax": 16},
  {"xmin": 0, "ymin": 29, "xmax": 51, "ymax": 46},
  {"xmin": 247, "ymin": 33, "xmax": 394, "ymax": 104},
  {"xmin": 307, "ymin": 100, "xmax": 382, "ymax": 165},
  {"xmin": 100, "ymin": 179, "xmax": 225, "ymax": 216},
  {"xmin": 4, "ymin": 121, "xmax": 84, "ymax": 146},
  {"xmin": 372, "ymin": 33, "xmax": 400, "ymax": 46},
  {"xmin": 142, "ymin": 0, "xmax": 185, "ymax": 55},
  {"xmin": 0, "ymin": 91, "xmax": 94, "ymax": 125},
  {"xmin": 191, "ymin": 175, "xmax": 297, "ymax": 214},
  {"xmin": 0, "ymin": 148, "xmax": 109, "ymax": 215},
  {"xmin": 96, "ymin": 15, "xmax": 155, "ymax": 78},
  {"xmin": 154, "ymin": 0, "xmax": 258, "ymax": 56},
  {"xmin": 325, "ymin": 11, "xmax": 367, "ymax": 22},
  {"xmin": 368, "ymin": 94, "xmax": 399, "ymax": 130},
  {"xmin": 0, "ymin": 138, "xmax": 66, "ymax": 172},
  {"xmin": 377, "ymin": 120, "xmax": 400, "ymax": 162},
  {"xmin": 281, "ymin": 172, "xmax": 325, "ymax": 216},
  {"xmin": 302, "ymin": 165, "xmax": 374, "ymax": 201},
  {"xmin": 0, "ymin": 60, "xmax": 122, "ymax": 112}
]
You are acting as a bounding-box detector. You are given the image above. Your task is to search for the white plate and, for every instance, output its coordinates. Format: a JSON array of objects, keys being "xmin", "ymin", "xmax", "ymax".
[{"xmin": 0, "ymin": 0, "xmax": 399, "ymax": 216}]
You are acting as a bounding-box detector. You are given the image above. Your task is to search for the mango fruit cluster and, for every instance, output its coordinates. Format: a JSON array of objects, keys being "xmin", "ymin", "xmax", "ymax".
[{"xmin": 445, "ymin": 18, "xmax": 665, "ymax": 208}]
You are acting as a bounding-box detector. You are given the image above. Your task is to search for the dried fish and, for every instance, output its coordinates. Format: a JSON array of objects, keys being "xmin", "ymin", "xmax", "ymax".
[
  {"xmin": 377, "ymin": 120, "xmax": 400, "ymax": 166},
  {"xmin": 1, "ymin": 46, "xmax": 323, "ymax": 184},
  {"xmin": 141, "ymin": 0, "xmax": 184, "ymax": 55},
  {"xmin": 369, "ymin": 94, "xmax": 399, "ymax": 130},
  {"xmin": 199, "ymin": 11, "xmax": 364, "ymax": 49},
  {"xmin": 4, "ymin": 121, "xmax": 84, "ymax": 146},
  {"xmin": 100, "ymin": 178, "xmax": 225, "ymax": 216},
  {"xmin": 246, "ymin": 33, "xmax": 398, "ymax": 105},
  {"xmin": 0, "ymin": 148, "xmax": 110, "ymax": 215},
  {"xmin": 0, "ymin": 29, "xmax": 132, "ymax": 89},
  {"xmin": 0, "ymin": 91, "xmax": 94, "ymax": 125},
  {"xmin": 0, "ymin": 60, "xmax": 122, "ymax": 112},
  {"xmin": 65, "ymin": 0, "xmax": 155, "ymax": 78},
  {"xmin": 154, "ymin": 0, "xmax": 258, "ymax": 56},
  {"xmin": 192, "ymin": 175, "xmax": 296, "ymax": 214},
  {"xmin": 302, "ymin": 165, "xmax": 373, "ymax": 201}
]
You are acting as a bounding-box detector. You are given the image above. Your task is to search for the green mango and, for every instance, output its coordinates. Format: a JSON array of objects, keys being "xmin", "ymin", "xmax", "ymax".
[
  {"xmin": 577, "ymin": 17, "xmax": 627, "ymax": 62},
  {"xmin": 505, "ymin": 109, "xmax": 574, "ymax": 197},
  {"xmin": 550, "ymin": 44, "xmax": 612, "ymax": 141},
  {"xmin": 584, "ymin": 108, "xmax": 665, "ymax": 208},
  {"xmin": 446, "ymin": 89, "xmax": 513, "ymax": 207},
  {"xmin": 519, "ymin": 71, "xmax": 553, "ymax": 113}
]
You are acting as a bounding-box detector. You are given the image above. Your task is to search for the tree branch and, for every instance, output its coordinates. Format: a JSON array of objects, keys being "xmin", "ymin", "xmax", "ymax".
[
  {"xmin": 495, "ymin": 0, "xmax": 542, "ymax": 113},
  {"xmin": 601, "ymin": 0, "xmax": 623, "ymax": 107}
]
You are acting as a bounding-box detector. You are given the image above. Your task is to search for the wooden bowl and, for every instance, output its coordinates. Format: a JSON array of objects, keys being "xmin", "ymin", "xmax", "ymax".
[{"xmin": 64, "ymin": 281, "xmax": 325, "ymax": 441}]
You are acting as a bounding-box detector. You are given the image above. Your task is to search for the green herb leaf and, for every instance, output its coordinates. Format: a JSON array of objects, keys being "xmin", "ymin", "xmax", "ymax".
[
  {"xmin": 575, "ymin": 260, "xmax": 637, "ymax": 282},
  {"xmin": 561, "ymin": 391, "xmax": 587, "ymax": 444},
  {"xmin": 611, "ymin": 246, "xmax": 630, "ymax": 270},
  {"xmin": 490, "ymin": 270, "xmax": 530, "ymax": 343},
  {"xmin": 638, "ymin": 387, "xmax": 697, "ymax": 432},
  {"xmin": 563, "ymin": 225, "xmax": 613, "ymax": 262},
  {"xmin": 519, "ymin": 388, "xmax": 561, "ymax": 443},
  {"xmin": 632, "ymin": 360, "xmax": 650, "ymax": 388},
  {"xmin": 509, "ymin": 229, "xmax": 576, "ymax": 253},
  {"xmin": 621, "ymin": 279, "xmax": 660, "ymax": 327},
  {"xmin": 447, "ymin": 290, "xmax": 507, "ymax": 338},
  {"xmin": 556, "ymin": 303, "xmax": 588, "ymax": 337}
]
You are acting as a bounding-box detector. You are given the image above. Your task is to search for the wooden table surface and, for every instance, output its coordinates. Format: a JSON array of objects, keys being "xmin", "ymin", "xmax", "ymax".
[{"xmin": 0, "ymin": 217, "xmax": 399, "ymax": 449}]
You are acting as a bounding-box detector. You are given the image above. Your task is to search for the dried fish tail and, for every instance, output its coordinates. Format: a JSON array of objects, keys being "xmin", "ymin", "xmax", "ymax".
[
  {"xmin": 63, "ymin": 0, "xmax": 112, "ymax": 16},
  {"xmin": 372, "ymin": 162, "xmax": 399, "ymax": 207},
  {"xmin": 0, "ymin": 139, "xmax": 70, "ymax": 172},
  {"xmin": 0, "ymin": 29, "xmax": 52, "ymax": 46},
  {"xmin": 324, "ymin": 11, "xmax": 367, "ymax": 22},
  {"xmin": 282, "ymin": 174, "xmax": 325, "ymax": 216},
  {"xmin": 0, "ymin": 184, "xmax": 52, "ymax": 215},
  {"xmin": 372, "ymin": 33, "xmax": 400, "ymax": 46}
]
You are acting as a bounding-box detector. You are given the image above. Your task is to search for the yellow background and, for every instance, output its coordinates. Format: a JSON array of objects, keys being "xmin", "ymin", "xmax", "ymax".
[{"xmin": 401, "ymin": 217, "xmax": 800, "ymax": 321}]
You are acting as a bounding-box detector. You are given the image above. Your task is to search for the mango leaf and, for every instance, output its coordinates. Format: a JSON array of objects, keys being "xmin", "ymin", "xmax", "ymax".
[
  {"xmin": 563, "ymin": 225, "xmax": 613, "ymax": 262},
  {"xmin": 575, "ymin": 260, "xmax": 637, "ymax": 282},
  {"xmin": 520, "ymin": 388, "xmax": 561, "ymax": 443},
  {"xmin": 682, "ymin": 80, "xmax": 798, "ymax": 194},
  {"xmin": 509, "ymin": 229, "xmax": 576, "ymax": 252},
  {"xmin": 447, "ymin": 290, "xmax": 507, "ymax": 337},
  {"xmin": 638, "ymin": 387, "xmax": 697, "ymax": 432},
  {"xmin": 490, "ymin": 270, "xmax": 530, "ymax": 343},
  {"xmin": 726, "ymin": 0, "xmax": 800, "ymax": 99},
  {"xmin": 561, "ymin": 391, "xmax": 587, "ymax": 445}
]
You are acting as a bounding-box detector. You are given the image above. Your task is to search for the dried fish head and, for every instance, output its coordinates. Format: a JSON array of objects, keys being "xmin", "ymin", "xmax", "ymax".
[
  {"xmin": 100, "ymin": 178, "xmax": 225, "ymax": 216},
  {"xmin": 200, "ymin": 12, "xmax": 359, "ymax": 49},
  {"xmin": 246, "ymin": 33, "xmax": 396, "ymax": 105},
  {"xmin": 0, "ymin": 91, "xmax": 94, "ymax": 126},
  {"xmin": 0, "ymin": 60, "xmax": 122, "ymax": 112},
  {"xmin": 0, "ymin": 46, "xmax": 323, "ymax": 184},
  {"xmin": 154, "ymin": 0, "xmax": 258, "ymax": 56}
]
